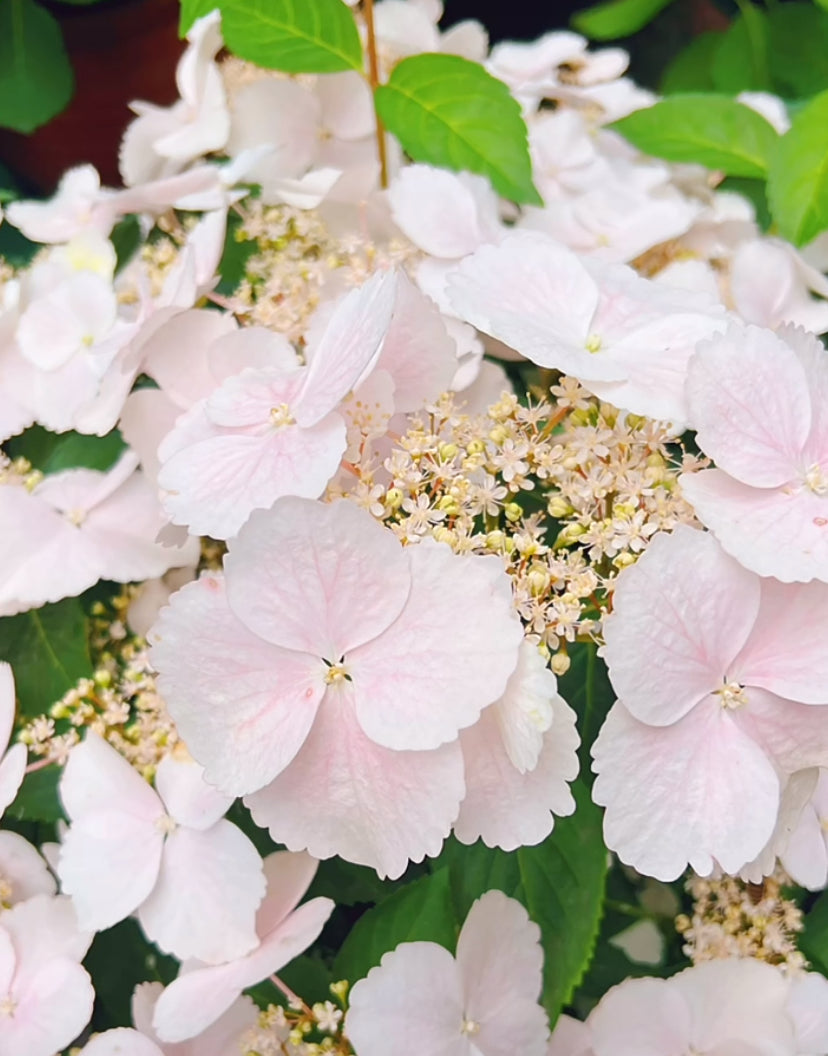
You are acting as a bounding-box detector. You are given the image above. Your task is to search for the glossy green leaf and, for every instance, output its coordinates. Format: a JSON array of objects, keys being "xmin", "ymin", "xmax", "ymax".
[
  {"xmin": 4, "ymin": 426, "xmax": 126, "ymax": 474},
  {"xmin": 572, "ymin": 0, "xmax": 676, "ymax": 40},
  {"xmin": 612, "ymin": 93, "xmax": 779, "ymax": 177},
  {"xmin": 178, "ymin": 0, "xmax": 217, "ymax": 35},
  {"xmin": 334, "ymin": 868, "xmax": 457, "ymax": 983},
  {"xmin": 661, "ymin": 32, "xmax": 721, "ymax": 94},
  {"xmin": 0, "ymin": 599, "xmax": 91, "ymax": 717},
  {"xmin": 0, "ymin": 0, "xmax": 74, "ymax": 133},
  {"xmin": 218, "ymin": 0, "xmax": 363, "ymax": 73},
  {"xmin": 375, "ymin": 53, "xmax": 541, "ymax": 205},
  {"xmin": 6, "ymin": 765, "xmax": 64, "ymax": 823},
  {"xmin": 711, "ymin": 6, "xmax": 771, "ymax": 93},
  {"xmin": 766, "ymin": 3, "xmax": 828, "ymax": 99},
  {"xmin": 559, "ymin": 642, "xmax": 614, "ymax": 784},
  {"xmin": 767, "ymin": 89, "xmax": 828, "ymax": 246},
  {"xmin": 800, "ymin": 890, "xmax": 828, "ymax": 976},
  {"xmin": 436, "ymin": 781, "xmax": 608, "ymax": 1024}
]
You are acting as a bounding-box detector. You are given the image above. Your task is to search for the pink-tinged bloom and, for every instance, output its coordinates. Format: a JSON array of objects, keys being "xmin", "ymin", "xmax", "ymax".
[
  {"xmin": 346, "ymin": 890, "xmax": 549, "ymax": 1056},
  {"xmin": 131, "ymin": 982, "xmax": 257, "ymax": 1056},
  {"xmin": 119, "ymin": 12, "xmax": 230, "ymax": 186},
  {"xmin": 57, "ymin": 733, "xmax": 266, "ymax": 964},
  {"xmin": 680, "ymin": 324, "xmax": 828, "ymax": 582},
  {"xmin": 593, "ymin": 525, "xmax": 828, "ymax": 880},
  {"xmin": 81, "ymin": 1030, "xmax": 164, "ymax": 1056},
  {"xmin": 787, "ymin": 972, "xmax": 828, "ymax": 1055},
  {"xmin": 584, "ymin": 960, "xmax": 798, "ymax": 1056},
  {"xmin": 729, "ymin": 239, "xmax": 828, "ymax": 335},
  {"xmin": 449, "ymin": 231, "xmax": 724, "ymax": 424},
  {"xmin": 152, "ymin": 851, "xmax": 334, "ymax": 1043},
  {"xmin": 150, "ymin": 497, "xmax": 523, "ymax": 876},
  {"xmin": 454, "ymin": 641, "xmax": 579, "ymax": 850},
  {"xmin": 0, "ymin": 452, "xmax": 199, "ymax": 617},
  {"xmin": 5, "ymin": 165, "xmax": 117, "ymax": 243},
  {"xmin": 0, "ymin": 894, "xmax": 94, "ymax": 1056},
  {"xmin": 777, "ymin": 769, "xmax": 828, "ymax": 890},
  {"xmin": 0, "ymin": 832, "xmax": 56, "ymax": 909},
  {"xmin": 0, "ymin": 664, "xmax": 25, "ymax": 819},
  {"xmin": 156, "ymin": 271, "xmax": 397, "ymax": 539}
]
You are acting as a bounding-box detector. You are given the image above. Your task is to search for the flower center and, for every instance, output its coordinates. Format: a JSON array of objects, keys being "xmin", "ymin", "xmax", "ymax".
[
  {"xmin": 270, "ymin": 403, "xmax": 296, "ymax": 430},
  {"xmin": 717, "ymin": 681, "xmax": 748, "ymax": 709},
  {"xmin": 804, "ymin": 464, "xmax": 828, "ymax": 496},
  {"xmin": 0, "ymin": 874, "xmax": 12, "ymax": 909},
  {"xmin": 65, "ymin": 507, "xmax": 87, "ymax": 527},
  {"xmin": 324, "ymin": 661, "xmax": 351, "ymax": 685},
  {"xmin": 154, "ymin": 814, "xmax": 177, "ymax": 836},
  {"xmin": 585, "ymin": 332, "xmax": 602, "ymax": 354},
  {"xmin": 460, "ymin": 1018, "xmax": 481, "ymax": 1036},
  {"xmin": 0, "ymin": 994, "xmax": 16, "ymax": 1017}
]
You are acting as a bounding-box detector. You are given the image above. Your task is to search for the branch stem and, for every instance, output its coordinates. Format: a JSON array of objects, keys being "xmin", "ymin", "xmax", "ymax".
[{"xmin": 363, "ymin": 0, "xmax": 389, "ymax": 188}]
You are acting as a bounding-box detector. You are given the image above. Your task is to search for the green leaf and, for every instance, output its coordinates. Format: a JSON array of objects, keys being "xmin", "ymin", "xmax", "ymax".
[
  {"xmin": 218, "ymin": 0, "xmax": 363, "ymax": 73},
  {"xmin": 179, "ymin": 0, "xmax": 217, "ymax": 35},
  {"xmin": 375, "ymin": 53, "xmax": 542, "ymax": 205},
  {"xmin": 661, "ymin": 33, "xmax": 721, "ymax": 94},
  {"xmin": 559, "ymin": 642, "xmax": 614, "ymax": 784},
  {"xmin": 216, "ymin": 211, "xmax": 258, "ymax": 296},
  {"xmin": 766, "ymin": 3, "xmax": 828, "ymax": 99},
  {"xmin": 6, "ymin": 765, "xmax": 64, "ymax": 823},
  {"xmin": 572, "ymin": 0, "xmax": 677, "ymax": 40},
  {"xmin": 435, "ymin": 781, "xmax": 608, "ymax": 1025},
  {"xmin": 612, "ymin": 93, "xmax": 779, "ymax": 178},
  {"xmin": 307, "ymin": 857, "xmax": 403, "ymax": 907},
  {"xmin": 800, "ymin": 891, "xmax": 828, "ymax": 976},
  {"xmin": 3, "ymin": 426, "xmax": 126, "ymax": 474},
  {"xmin": 85, "ymin": 919, "xmax": 178, "ymax": 1029},
  {"xmin": 719, "ymin": 175, "xmax": 771, "ymax": 229},
  {"xmin": 767, "ymin": 89, "xmax": 828, "ymax": 246},
  {"xmin": 111, "ymin": 215, "xmax": 142, "ymax": 274},
  {"xmin": 711, "ymin": 6, "xmax": 771, "ymax": 93},
  {"xmin": 334, "ymin": 868, "xmax": 457, "ymax": 983},
  {"xmin": 0, "ymin": 0, "xmax": 74, "ymax": 133},
  {"xmin": 0, "ymin": 599, "xmax": 91, "ymax": 717}
]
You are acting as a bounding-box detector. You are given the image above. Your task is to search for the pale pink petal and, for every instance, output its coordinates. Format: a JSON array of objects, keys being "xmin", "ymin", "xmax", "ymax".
[
  {"xmin": 203, "ymin": 366, "xmax": 305, "ymax": 428},
  {"xmin": 789, "ymin": 324, "xmax": 828, "ymax": 463},
  {"xmin": 137, "ymin": 821, "xmax": 264, "ymax": 964},
  {"xmin": 119, "ymin": 389, "xmax": 182, "ymax": 485},
  {"xmin": 1, "ymin": 662, "xmax": 20, "ymax": 767},
  {"xmin": 245, "ymin": 683, "xmax": 465, "ymax": 879},
  {"xmin": 224, "ymin": 497, "xmax": 410, "ymax": 658},
  {"xmin": 226, "ymin": 79, "xmax": 319, "ymax": 182},
  {"xmin": 377, "ymin": 273, "xmax": 457, "ymax": 411},
  {"xmin": 3, "ymin": 893, "xmax": 92, "ymax": 966},
  {"xmin": 602, "ymin": 526, "xmax": 760, "ymax": 726},
  {"xmin": 154, "ymin": 754, "xmax": 233, "ymax": 831},
  {"xmin": 254, "ymin": 851, "xmax": 320, "ymax": 937},
  {"xmin": 140, "ymin": 309, "xmax": 237, "ymax": 406},
  {"xmin": 592, "ymin": 700, "xmax": 780, "ymax": 880},
  {"xmin": 547, "ymin": 1015, "xmax": 593, "ymax": 1056},
  {"xmin": 494, "ymin": 641, "xmax": 558, "ymax": 773},
  {"xmin": 735, "ymin": 689, "xmax": 828, "ymax": 772},
  {"xmin": 60, "ymin": 730, "xmax": 161, "ymax": 822},
  {"xmin": 742, "ymin": 768, "xmax": 819, "ymax": 885},
  {"xmin": 58, "ymin": 809, "xmax": 165, "ymax": 932},
  {"xmin": 455, "ymin": 695, "xmax": 578, "ymax": 851},
  {"xmin": 350, "ymin": 544, "xmax": 523, "ymax": 751},
  {"xmin": 787, "ymin": 972, "xmax": 828, "ymax": 1055},
  {"xmin": 316, "ymin": 71, "xmax": 374, "ymax": 140},
  {"xmin": 5, "ymin": 957, "xmax": 95, "ymax": 1056},
  {"xmin": 457, "ymin": 891, "xmax": 547, "ymax": 1056},
  {"xmin": 589, "ymin": 977, "xmax": 691, "ymax": 1056},
  {"xmin": 679, "ymin": 469, "xmax": 828, "ymax": 584},
  {"xmin": 686, "ymin": 324, "xmax": 811, "ymax": 486},
  {"xmin": 150, "ymin": 574, "xmax": 325, "ymax": 796},
  {"xmin": 296, "ymin": 271, "xmax": 397, "ymax": 427},
  {"xmin": 780, "ymin": 792, "xmax": 828, "ymax": 890},
  {"xmin": 131, "ymin": 981, "xmax": 258, "ymax": 1056},
  {"xmin": 0, "ymin": 831, "xmax": 56, "ymax": 904},
  {"xmin": 0, "ymin": 744, "xmax": 26, "ymax": 817},
  {"xmin": 732, "ymin": 578, "xmax": 828, "ymax": 702},
  {"xmin": 346, "ymin": 942, "xmax": 466, "ymax": 1056},
  {"xmin": 80, "ymin": 1029, "xmax": 163, "ymax": 1056},
  {"xmin": 158, "ymin": 404, "xmax": 346, "ymax": 540},
  {"xmin": 5, "ymin": 165, "xmax": 104, "ymax": 243},
  {"xmin": 389, "ymin": 165, "xmax": 500, "ymax": 258},
  {"xmin": 153, "ymin": 897, "xmax": 333, "ymax": 1042},
  {"xmin": 448, "ymin": 234, "xmax": 606, "ymax": 375},
  {"xmin": 673, "ymin": 959, "xmax": 793, "ymax": 1054}
]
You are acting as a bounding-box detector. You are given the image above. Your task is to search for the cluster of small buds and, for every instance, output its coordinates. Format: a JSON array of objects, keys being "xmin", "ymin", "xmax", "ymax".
[
  {"xmin": 341, "ymin": 381, "xmax": 699, "ymax": 654},
  {"xmin": 675, "ymin": 871, "xmax": 808, "ymax": 971},
  {"xmin": 0, "ymin": 451, "xmax": 42, "ymax": 491},
  {"xmin": 228, "ymin": 200, "xmax": 418, "ymax": 339},
  {"xmin": 240, "ymin": 982, "xmax": 353, "ymax": 1056},
  {"xmin": 19, "ymin": 589, "xmax": 178, "ymax": 777}
]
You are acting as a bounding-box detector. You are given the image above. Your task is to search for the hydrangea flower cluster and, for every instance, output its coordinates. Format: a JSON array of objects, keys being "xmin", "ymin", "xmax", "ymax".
[{"xmin": 0, "ymin": 1, "xmax": 827, "ymax": 1053}]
